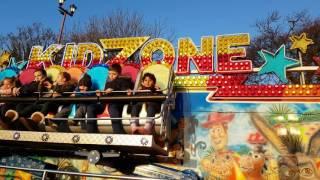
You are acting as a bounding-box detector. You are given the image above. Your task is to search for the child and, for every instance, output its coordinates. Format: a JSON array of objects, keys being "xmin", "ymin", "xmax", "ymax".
[
  {"xmin": 0, "ymin": 77, "xmax": 17, "ymax": 97},
  {"xmin": 4, "ymin": 69, "xmax": 51, "ymax": 126},
  {"xmin": 86, "ymin": 63, "xmax": 133, "ymax": 133},
  {"xmin": 130, "ymin": 73, "xmax": 162, "ymax": 134},
  {"xmin": 72, "ymin": 73, "xmax": 94, "ymax": 130},
  {"xmin": 13, "ymin": 69, "xmax": 50, "ymax": 97},
  {"xmin": 30, "ymin": 71, "xmax": 76, "ymax": 132},
  {"xmin": 0, "ymin": 77, "xmax": 18, "ymax": 129}
]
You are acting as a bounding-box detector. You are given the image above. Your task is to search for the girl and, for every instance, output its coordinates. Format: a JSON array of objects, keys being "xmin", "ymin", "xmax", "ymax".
[
  {"xmin": 0, "ymin": 77, "xmax": 17, "ymax": 97},
  {"xmin": 0, "ymin": 77, "xmax": 18, "ymax": 129}
]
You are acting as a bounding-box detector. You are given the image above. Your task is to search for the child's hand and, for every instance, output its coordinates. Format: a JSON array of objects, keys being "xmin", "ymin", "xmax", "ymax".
[
  {"xmin": 105, "ymin": 88, "xmax": 113, "ymax": 94},
  {"xmin": 43, "ymin": 81, "xmax": 53, "ymax": 89},
  {"xmin": 13, "ymin": 87, "xmax": 20, "ymax": 96},
  {"xmin": 127, "ymin": 89, "xmax": 132, "ymax": 96},
  {"xmin": 52, "ymin": 92, "xmax": 61, "ymax": 97},
  {"xmin": 96, "ymin": 90, "xmax": 102, "ymax": 97}
]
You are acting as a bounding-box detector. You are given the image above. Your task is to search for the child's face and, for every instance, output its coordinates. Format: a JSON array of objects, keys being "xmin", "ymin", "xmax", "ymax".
[
  {"xmin": 1, "ymin": 79, "xmax": 13, "ymax": 90},
  {"xmin": 79, "ymin": 85, "xmax": 88, "ymax": 92},
  {"xmin": 108, "ymin": 70, "xmax": 119, "ymax": 81},
  {"xmin": 34, "ymin": 71, "xmax": 45, "ymax": 82},
  {"xmin": 56, "ymin": 74, "xmax": 66, "ymax": 84},
  {"xmin": 142, "ymin": 76, "xmax": 155, "ymax": 88}
]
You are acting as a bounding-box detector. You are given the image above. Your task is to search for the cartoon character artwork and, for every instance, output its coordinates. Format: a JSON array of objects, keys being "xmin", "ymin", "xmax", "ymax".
[
  {"xmin": 199, "ymin": 112, "xmax": 244, "ymax": 180},
  {"xmin": 250, "ymin": 112, "xmax": 320, "ymax": 180},
  {"xmin": 203, "ymin": 112, "xmax": 234, "ymax": 152},
  {"xmin": 237, "ymin": 131, "xmax": 268, "ymax": 179},
  {"xmin": 238, "ymin": 151, "xmax": 266, "ymax": 180}
]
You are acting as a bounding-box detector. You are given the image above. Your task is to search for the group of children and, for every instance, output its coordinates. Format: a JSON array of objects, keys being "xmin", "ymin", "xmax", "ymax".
[{"xmin": 0, "ymin": 64, "xmax": 162, "ymax": 135}]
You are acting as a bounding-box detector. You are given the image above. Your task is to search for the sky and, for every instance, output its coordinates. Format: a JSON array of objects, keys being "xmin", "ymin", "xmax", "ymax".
[{"xmin": 1, "ymin": 0, "xmax": 320, "ymax": 45}]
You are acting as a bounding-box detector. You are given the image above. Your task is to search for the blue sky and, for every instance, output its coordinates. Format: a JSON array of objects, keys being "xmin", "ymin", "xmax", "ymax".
[{"xmin": 1, "ymin": 0, "xmax": 320, "ymax": 44}]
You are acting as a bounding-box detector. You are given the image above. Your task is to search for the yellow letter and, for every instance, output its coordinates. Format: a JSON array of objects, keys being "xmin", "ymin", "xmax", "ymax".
[
  {"xmin": 176, "ymin": 37, "xmax": 214, "ymax": 75},
  {"xmin": 28, "ymin": 44, "xmax": 64, "ymax": 69},
  {"xmin": 100, "ymin": 37, "xmax": 150, "ymax": 65}
]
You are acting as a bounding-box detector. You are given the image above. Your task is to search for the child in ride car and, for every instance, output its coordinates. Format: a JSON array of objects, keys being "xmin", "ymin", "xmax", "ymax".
[
  {"xmin": 4, "ymin": 69, "xmax": 51, "ymax": 129},
  {"xmin": 130, "ymin": 73, "xmax": 162, "ymax": 134},
  {"xmin": 0, "ymin": 77, "xmax": 19, "ymax": 129},
  {"xmin": 86, "ymin": 63, "xmax": 133, "ymax": 133},
  {"xmin": 30, "ymin": 71, "xmax": 76, "ymax": 132},
  {"xmin": 72, "ymin": 73, "xmax": 94, "ymax": 130},
  {"xmin": 0, "ymin": 77, "xmax": 17, "ymax": 97}
]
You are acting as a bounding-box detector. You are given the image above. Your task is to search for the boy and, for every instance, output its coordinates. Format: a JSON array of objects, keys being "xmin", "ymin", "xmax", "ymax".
[
  {"xmin": 86, "ymin": 63, "xmax": 133, "ymax": 133},
  {"xmin": 72, "ymin": 73, "xmax": 94, "ymax": 130},
  {"xmin": 130, "ymin": 73, "xmax": 162, "ymax": 134}
]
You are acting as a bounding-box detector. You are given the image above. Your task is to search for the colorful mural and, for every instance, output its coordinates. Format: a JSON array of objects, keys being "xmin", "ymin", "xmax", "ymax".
[{"xmin": 177, "ymin": 93, "xmax": 320, "ymax": 179}]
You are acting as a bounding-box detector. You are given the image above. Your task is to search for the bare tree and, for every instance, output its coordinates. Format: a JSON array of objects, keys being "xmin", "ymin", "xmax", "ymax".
[
  {"xmin": 64, "ymin": 9, "xmax": 175, "ymax": 64},
  {"xmin": 247, "ymin": 10, "xmax": 320, "ymax": 84},
  {"xmin": 66, "ymin": 9, "xmax": 176, "ymax": 43},
  {"xmin": 248, "ymin": 11, "xmax": 287, "ymax": 67},
  {"xmin": 0, "ymin": 23, "xmax": 56, "ymax": 61}
]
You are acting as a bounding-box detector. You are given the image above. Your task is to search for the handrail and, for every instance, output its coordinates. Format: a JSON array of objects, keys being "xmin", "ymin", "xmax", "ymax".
[
  {"xmin": 49, "ymin": 98, "xmax": 171, "ymax": 123},
  {"xmin": 33, "ymin": 88, "xmax": 168, "ymax": 95},
  {"xmin": 49, "ymin": 112, "xmax": 164, "ymax": 121},
  {"xmin": 0, "ymin": 95, "xmax": 167, "ymax": 103},
  {"xmin": 0, "ymin": 165, "xmax": 160, "ymax": 180}
]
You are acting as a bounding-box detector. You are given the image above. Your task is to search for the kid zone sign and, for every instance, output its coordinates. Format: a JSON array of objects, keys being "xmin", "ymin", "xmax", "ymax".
[
  {"xmin": 27, "ymin": 33, "xmax": 319, "ymax": 101},
  {"xmin": 28, "ymin": 34, "xmax": 251, "ymax": 73}
]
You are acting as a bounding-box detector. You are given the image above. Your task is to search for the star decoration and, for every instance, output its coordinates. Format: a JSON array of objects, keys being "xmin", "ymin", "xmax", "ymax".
[
  {"xmin": 8, "ymin": 57, "xmax": 17, "ymax": 67},
  {"xmin": 312, "ymin": 56, "xmax": 320, "ymax": 75},
  {"xmin": 17, "ymin": 60, "xmax": 28, "ymax": 70},
  {"xmin": 289, "ymin": 33, "xmax": 314, "ymax": 53},
  {"xmin": 258, "ymin": 45, "xmax": 300, "ymax": 83},
  {"xmin": 0, "ymin": 51, "xmax": 11, "ymax": 66},
  {"xmin": 8, "ymin": 57, "xmax": 27, "ymax": 71}
]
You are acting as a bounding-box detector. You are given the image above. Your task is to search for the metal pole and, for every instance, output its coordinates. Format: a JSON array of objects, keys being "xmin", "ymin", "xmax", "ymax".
[
  {"xmin": 57, "ymin": 12, "xmax": 67, "ymax": 44},
  {"xmin": 298, "ymin": 50, "xmax": 305, "ymax": 85},
  {"xmin": 41, "ymin": 170, "xmax": 47, "ymax": 180}
]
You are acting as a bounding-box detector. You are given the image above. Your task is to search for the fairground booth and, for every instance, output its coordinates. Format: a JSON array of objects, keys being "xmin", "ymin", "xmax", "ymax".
[{"xmin": 0, "ymin": 33, "xmax": 319, "ymax": 179}]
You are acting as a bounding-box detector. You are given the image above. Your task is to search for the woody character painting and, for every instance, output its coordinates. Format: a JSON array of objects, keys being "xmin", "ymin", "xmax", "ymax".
[{"xmin": 200, "ymin": 112, "xmax": 244, "ymax": 180}]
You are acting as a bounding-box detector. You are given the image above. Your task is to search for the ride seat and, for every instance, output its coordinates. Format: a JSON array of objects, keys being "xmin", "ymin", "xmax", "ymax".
[{"xmin": 97, "ymin": 64, "xmax": 173, "ymax": 135}]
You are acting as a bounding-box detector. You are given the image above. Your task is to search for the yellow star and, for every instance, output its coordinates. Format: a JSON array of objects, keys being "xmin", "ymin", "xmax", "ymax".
[
  {"xmin": 289, "ymin": 33, "xmax": 314, "ymax": 53},
  {"xmin": 0, "ymin": 51, "xmax": 11, "ymax": 66}
]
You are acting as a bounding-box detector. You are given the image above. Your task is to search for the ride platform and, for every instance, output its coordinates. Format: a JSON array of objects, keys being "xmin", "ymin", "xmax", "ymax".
[{"xmin": 0, "ymin": 130, "xmax": 167, "ymax": 156}]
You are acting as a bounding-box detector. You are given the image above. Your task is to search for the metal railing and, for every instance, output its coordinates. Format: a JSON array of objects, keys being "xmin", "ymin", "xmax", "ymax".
[{"xmin": 0, "ymin": 165, "xmax": 161, "ymax": 180}]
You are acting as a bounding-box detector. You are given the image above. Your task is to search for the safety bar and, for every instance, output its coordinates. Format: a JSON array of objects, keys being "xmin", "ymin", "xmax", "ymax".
[
  {"xmin": 0, "ymin": 165, "xmax": 160, "ymax": 180},
  {"xmin": 34, "ymin": 88, "xmax": 168, "ymax": 94},
  {"xmin": 0, "ymin": 95, "xmax": 167, "ymax": 103},
  {"xmin": 49, "ymin": 115, "xmax": 162, "ymax": 121}
]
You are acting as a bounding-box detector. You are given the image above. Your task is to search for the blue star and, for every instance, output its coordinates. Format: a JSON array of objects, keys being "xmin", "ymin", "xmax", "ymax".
[
  {"xmin": 8, "ymin": 57, "xmax": 27, "ymax": 71},
  {"xmin": 258, "ymin": 45, "xmax": 299, "ymax": 83}
]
